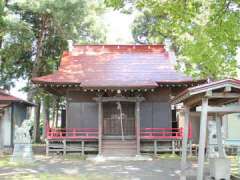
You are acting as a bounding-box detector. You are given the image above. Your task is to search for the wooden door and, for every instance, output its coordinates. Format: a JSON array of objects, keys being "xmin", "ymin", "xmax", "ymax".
[{"xmin": 103, "ymin": 102, "xmax": 135, "ymax": 137}]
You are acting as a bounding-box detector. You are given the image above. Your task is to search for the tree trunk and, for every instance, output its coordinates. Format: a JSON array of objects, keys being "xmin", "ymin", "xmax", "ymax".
[
  {"xmin": 0, "ymin": 0, "xmax": 7, "ymax": 155},
  {"xmin": 43, "ymin": 98, "xmax": 50, "ymax": 139},
  {"xmin": 0, "ymin": 125, "xmax": 3, "ymax": 156},
  {"xmin": 33, "ymin": 101, "xmax": 41, "ymax": 143},
  {"xmin": 52, "ymin": 97, "xmax": 56, "ymax": 128},
  {"xmin": 30, "ymin": 15, "xmax": 49, "ymax": 142},
  {"xmin": 55, "ymin": 98, "xmax": 60, "ymax": 128}
]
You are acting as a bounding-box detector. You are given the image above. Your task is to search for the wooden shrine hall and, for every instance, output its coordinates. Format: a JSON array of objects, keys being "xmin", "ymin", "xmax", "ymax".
[{"xmin": 32, "ymin": 44, "xmax": 204, "ymax": 156}]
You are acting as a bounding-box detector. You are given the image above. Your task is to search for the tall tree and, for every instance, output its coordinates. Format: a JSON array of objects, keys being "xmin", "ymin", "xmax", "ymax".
[
  {"xmin": 0, "ymin": 0, "xmax": 5, "ymax": 155},
  {"xmin": 1, "ymin": 0, "xmax": 106, "ymax": 142},
  {"xmin": 105, "ymin": 0, "xmax": 240, "ymax": 79}
]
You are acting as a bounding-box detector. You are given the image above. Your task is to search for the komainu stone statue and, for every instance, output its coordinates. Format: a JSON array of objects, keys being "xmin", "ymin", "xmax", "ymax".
[
  {"xmin": 11, "ymin": 119, "xmax": 34, "ymax": 163},
  {"xmin": 208, "ymin": 120, "xmax": 218, "ymax": 158}
]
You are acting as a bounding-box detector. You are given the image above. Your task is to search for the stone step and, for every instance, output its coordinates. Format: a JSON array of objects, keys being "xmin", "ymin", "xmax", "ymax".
[
  {"xmin": 102, "ymin": 150, "xmax": 137, "ymax": 156},
  {"xmin": 102, "ymin": 145, "xmax": 137, "ymax": 149},
  {"xmin": 102, "ymin": 140, "xmax": 136, "ymax": 145},
  {"xmin": 102, "ymin": 139, "xmax": 137, "ymax": 156},
  {"xmin": 102, "ymin": 143, "xmax": 136, "ymax": 147}
]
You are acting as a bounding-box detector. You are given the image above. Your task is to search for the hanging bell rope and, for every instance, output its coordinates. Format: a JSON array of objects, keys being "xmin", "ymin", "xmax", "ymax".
[{"xmin": 117, "ymin": 102, "xmax": 124, "ymax": 141}]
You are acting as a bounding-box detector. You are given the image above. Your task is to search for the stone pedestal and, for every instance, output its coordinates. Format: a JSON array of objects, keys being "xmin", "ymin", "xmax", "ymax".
[
  {"xmin": 209, "ymin": 158, "xmax": 231, "ymax": 180},
  {"xmin": 11, "ymin": 119, "xmax": 34, "ymax": 163},
  {"xmin": 238, "ymin": 147, "xmax": 240, "ymax": 176},
  {"xmin": 11, "ymin": 143, "xmax": 34, "ymax": 163}
]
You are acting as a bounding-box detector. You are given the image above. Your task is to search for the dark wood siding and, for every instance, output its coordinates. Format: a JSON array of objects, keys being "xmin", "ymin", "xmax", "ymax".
[
  {"xmin": 66, "ymin": 88, "xmax": 172, "ymax": 129},
  {"xmin": 140, "ymin": 88, "xmax": 172, "ymax": 128},
  {"xmin": 140, "ymin": 102, "xmax": 153, "ymax": 128},
  {"xmin": 67, "ymin": 102, "xmax": 98, "ymax": 128},
  {"xmin": 140, "ymin": 102, "xmax": 171, "ymax": 128},
  {"xmin": 13, "ymin": 103, "xmax": 27, "ymax": 126}
]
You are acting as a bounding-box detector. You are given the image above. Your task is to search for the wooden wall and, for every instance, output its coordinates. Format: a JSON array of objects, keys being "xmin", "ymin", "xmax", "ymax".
[
  {"xmin": 68, "ymin": 102, "xmax": 98, "ymax": 128},
  {"xmin": 140, "ymin": 88, "xmax": 172, "ymax": 128},
  {"xmin": 0, "ymin": 107, "xmax": 11, "ymax": 146},
  {"xmin": 0, "ymin": 103, "xmax": 28, "ymax": 147},
  {"xmin": 66, "ymin": 88, "xmax": 172, "ymax": 129}
]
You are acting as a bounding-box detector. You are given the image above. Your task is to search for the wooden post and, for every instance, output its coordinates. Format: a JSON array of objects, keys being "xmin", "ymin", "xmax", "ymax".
[
  {"xmin": 135, "ymin": 101, "xmax": 141, "ymax": 155},
  {"xmin": 98, "ymin": 101, "xmax": 103, "ymax": 155},
  {"xmin": 172, "ymin": 140, "xmax": 175, "ymax": 154},
  {"xmin": 46, "ymin": 139, "xmax": 49, "ymax": 156},
  {"xmin": 63, "ymin": 140, "xmax": 66, "ymax": 155},
  {"xmin": 154, "ymin": 140, "xmax": 157, "ymax": 155},
  {"xmin": 216, "ymin": 114, "xmax": 225, "ymax": 158},
  {"xmin": 197, "ymin": 98, "xmax": 208, "ymax": 180},
  {"xmin": 81, "ymin": 141, "xmax": 85, "ymax": 155},
  {"xmin": 181, "ymin": 105, "xmax": 190, "ymax": 170},
  {"xmin": 189, "ymin": 139, "xmax": 192, "ymax": 157}
]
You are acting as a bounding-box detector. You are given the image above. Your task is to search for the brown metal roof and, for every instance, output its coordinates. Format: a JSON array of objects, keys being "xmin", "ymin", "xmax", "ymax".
[
  {"xmin": 0, "ymin": 90, "xmax": 34, "ymax": 106},
  {"xmin": 171, "ymin": 78, "xmax": 240, "ymax": 106},
  {"xmin": 32, "ymin": 45, "xmax": 202, "ymax": 88}
]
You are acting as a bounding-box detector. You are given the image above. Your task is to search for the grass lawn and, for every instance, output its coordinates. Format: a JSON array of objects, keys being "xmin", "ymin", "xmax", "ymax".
[
  {"xmin": 0, "ymin": 155, "xmax": 37, "ymax": 168},
  {"xmin": 229, "ymin": 156, "xmax": 240, "ymax": 178},
  {"xmin": 154, "ymin": 153, "xmax": 181, "ymax": 160}
]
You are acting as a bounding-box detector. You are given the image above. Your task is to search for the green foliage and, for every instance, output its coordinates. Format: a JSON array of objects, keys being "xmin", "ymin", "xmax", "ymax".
[
  {"xmin": 107, "ymin": 0, "xmax": 240, "ymax": 79},
  {"xmin": 0, "ymin": 0, "xmax": 106, "ymax": 90},
  {"xmin": 0, "ymin": 0, "xmax": 5, "ymax": 38},
  {"xmin": 105, "ymin": 0, "xmax": 125, "ymax": 9},
  {"xmin": 0, "ymin": 0, "xmax": 107, "ymax": 140}
]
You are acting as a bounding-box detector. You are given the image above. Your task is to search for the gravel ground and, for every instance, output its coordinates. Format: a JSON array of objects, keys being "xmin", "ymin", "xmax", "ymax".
[{"xmin": 0, "ymin": 155, "xmax": 210, "ymax": 180}]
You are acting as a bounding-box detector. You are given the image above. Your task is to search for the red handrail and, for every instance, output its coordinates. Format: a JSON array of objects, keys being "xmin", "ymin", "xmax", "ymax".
[
  {"xmin": 47, "ymin": 127, "xmax": 98, "ymax": 140},
  {"xmin": 140, "ymin": 127, "xmax": 192, "ymax": 140}
]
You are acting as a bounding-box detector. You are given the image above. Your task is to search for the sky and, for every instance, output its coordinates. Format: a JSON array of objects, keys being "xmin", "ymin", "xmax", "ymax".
[
  {"xmin": 103, "ymin": 10, "xmax": 135, "ymax": 44},
  {"xmin": 10, "ymin": 10, "xmax": 135, "ymax": 100}
]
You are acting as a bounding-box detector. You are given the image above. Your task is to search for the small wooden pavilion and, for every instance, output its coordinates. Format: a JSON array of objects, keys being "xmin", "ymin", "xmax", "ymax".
[
  {"xmin": 32, "ymin": 45, "xmax": 204, "ymax": 156},
  {"xmin": 0, "ymin": 90, "xmax": 34, "ymax": 150},
  {"xmin": 172, "ymin": 78, "xmax": 240, "ymax": 180}
]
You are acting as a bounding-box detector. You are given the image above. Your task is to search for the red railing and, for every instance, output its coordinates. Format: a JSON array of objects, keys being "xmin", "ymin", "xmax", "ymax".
[
  {"xmin": 46, "ymin": 126, "xmax": 98, "ymax": 140},
  {"xmin": 140, "ymin": 127, "xmax": 192, "ymax": 140},
  {"xmin": 46, "ymin": 121, "xmax": 192, "ymax": 141}
]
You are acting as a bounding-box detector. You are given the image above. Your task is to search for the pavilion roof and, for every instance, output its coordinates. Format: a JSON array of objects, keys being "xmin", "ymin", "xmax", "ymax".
[
  {"xmin": 0, "ymin": 90, "xmax": 34, "ymax": 106},
  {"xmin": 32, "ymin": 45, "xmax": 204, "ymax": 88},
  {"xmin": 171, "ymin": 78, "xmax": 240, "ymax": 107}
]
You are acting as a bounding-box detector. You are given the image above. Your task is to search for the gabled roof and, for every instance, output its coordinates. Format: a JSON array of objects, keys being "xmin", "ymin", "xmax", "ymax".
[
  {"xmin": 171, "ymin": 78, "xmax": 240, "ymax": 106},
  {"xmin": 32, "ymin": 45, "xmax": 204, "ymax": 88},
  {"xmin": 0, "ymin": 90, "xmax": 34, "ymax": 106}
]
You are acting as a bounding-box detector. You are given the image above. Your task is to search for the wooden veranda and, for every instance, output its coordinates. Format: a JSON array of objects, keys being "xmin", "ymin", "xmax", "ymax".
[{"xmin": 46, "ymin": 125, "xmax": 192, "ymax": 155}]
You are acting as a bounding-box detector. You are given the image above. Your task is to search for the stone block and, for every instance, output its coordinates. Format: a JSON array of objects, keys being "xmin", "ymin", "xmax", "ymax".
[{"xmin": 209, "ymin": 158, "xmax": 231, "ymax": 180}]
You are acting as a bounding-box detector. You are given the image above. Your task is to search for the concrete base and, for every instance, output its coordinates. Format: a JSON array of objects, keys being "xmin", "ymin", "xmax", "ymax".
[
  {"xmin": 209, "ymin": 158, "xmax": 231, "ymax": 180},
  {"xmin": 87, "ymin": 154, "xmax": 153, "ymax": 162},
  {"xmin": 11, "ymin": 143, "xmax": 34, "ymax": 163}
]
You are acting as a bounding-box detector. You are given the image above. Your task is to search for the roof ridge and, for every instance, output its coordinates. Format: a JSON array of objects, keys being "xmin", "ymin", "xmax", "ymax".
[
  {"xmin": 73, "ymin": 44, "xmax": 165, "ymax": 47},
  {"xmin": 70, "ymin": 44, "xmax": 166, "ymax": 54}
]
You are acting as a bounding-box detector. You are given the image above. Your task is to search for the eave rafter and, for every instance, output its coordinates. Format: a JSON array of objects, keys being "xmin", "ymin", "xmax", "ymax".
[
  {"xmin": 205, "ymin": 92, "xmax": 240, "ymax": 99},
  {"xmin": 35, "ymin": 82, "xmax": 198, "ymax": 96},
  {"xmin": 196, "ymin": 104, "xmax": 240, "ymax": 113}
]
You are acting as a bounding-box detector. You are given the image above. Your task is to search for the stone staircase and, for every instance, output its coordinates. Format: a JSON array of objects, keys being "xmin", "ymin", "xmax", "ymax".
[{"xmin": 102, "ymin": 139, "xmax": 137, "ymax": 156}]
